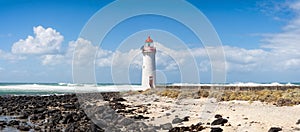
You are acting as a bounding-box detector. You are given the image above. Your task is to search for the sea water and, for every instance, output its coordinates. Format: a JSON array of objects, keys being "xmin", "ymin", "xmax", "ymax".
[{"xmin": 0, "ymin": 83, "xmax": 146, "ymax": 95}]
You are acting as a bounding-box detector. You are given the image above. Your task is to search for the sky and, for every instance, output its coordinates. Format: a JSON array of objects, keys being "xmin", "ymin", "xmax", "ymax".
[{"xmin": 0, "ymin": 0, "xmax": 300, "ymax": 83}]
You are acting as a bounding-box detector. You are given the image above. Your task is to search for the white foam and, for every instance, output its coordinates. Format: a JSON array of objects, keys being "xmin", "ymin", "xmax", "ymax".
[{"xmin": 0, "ymin": 84, "xmax": 147, "ymax": 93}]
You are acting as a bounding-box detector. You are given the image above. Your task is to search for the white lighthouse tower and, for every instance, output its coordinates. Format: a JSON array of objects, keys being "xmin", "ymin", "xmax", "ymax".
[{"xmin": 142, "ymin": 36, "xmax": 156, "ymax": 88}]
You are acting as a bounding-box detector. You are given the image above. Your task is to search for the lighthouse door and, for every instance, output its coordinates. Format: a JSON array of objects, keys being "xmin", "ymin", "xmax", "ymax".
[{"xmin": 149, "ymin": 76, "xmax": 153, "ymax": 88}]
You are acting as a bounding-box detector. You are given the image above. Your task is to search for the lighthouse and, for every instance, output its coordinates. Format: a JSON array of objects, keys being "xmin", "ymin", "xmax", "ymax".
[{"xmin": 141, "ymin": 36, "xmax": 156, "ymax": 88}]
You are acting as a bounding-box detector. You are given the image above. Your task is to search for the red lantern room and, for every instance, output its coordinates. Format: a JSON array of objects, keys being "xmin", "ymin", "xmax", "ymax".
[{"xmin": 145, "ymin": 36, "xmax": 153, "ymax": 43}]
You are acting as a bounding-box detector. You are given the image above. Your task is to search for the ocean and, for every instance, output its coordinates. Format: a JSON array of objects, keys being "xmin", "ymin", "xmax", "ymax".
[
  {"xmin": 0, "ymin": 82, "xmax": 299, "ymax": 96},
  {"xmin": 0, "ymin": 83, "xmax": 145, "ymax": 96}
]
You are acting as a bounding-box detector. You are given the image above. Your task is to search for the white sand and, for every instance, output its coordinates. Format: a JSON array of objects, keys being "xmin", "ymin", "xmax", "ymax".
[{"xmin": 123, "ymin": 94, "xmax": 300, "ymax": 132}]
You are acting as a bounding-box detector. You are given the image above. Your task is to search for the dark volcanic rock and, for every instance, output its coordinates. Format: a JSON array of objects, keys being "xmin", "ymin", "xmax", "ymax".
[
  {"xmin": 63, "ymin": 104, "xmax": 76, "ymax": 109},
  {"xmin": 18, "ymin": 125, "xmax": 31, "ymax": 131},
  {"xmin": 169, "ymin": 126, "xmax": 190, "ymax": 132},
  {"xmin": 8, "ymin": 120, "xmax": 20, "ymax": 126},
  {"xmin": 130, "ymin": 115, "xmax": 150, "ymax": 120},
  {"xmin": 211, "ymin": 127, "xmax": 223, "ymax": 132},
  {"xmin": 296, "ymin": 119, "xmax": 300, "ymax": 125},
  {"xmin": 65, "ymin": 122, "xmax": 77, "ymax": 132},
  {"xmin": 172, "ymin": 117, "xmax": 183, "ymax": 124},
  {"xmin": 268, "ymin": 127, "xmax": 282, "ymax": 132},
  {"xmin": 169, "ymin": 122, "xmax": 205, "ymax": 132},
  {"xmin": 214, "ymin": 114, "xmax": 222, "ymax": 119},
  {"xmin": 19, "ymin": 112, "xmax": 29, "ymax": 119},
  {"xmin": 112, "ymin": 97, "xmax": 127, "ymax": 102},
  {"xmin": 0, "ymin": 120, "xmax": 7, "ymax": 126},
  {"xmin": 211, "ymin": 118, "xmax": 228, "ymax": 126},
  {"xmin": 63, "ymin": 113, "xmax": 75, "ymax": 124},
  {"xmin": 183, "ymin": 116, "xmax": 190, "ymax": 122}
]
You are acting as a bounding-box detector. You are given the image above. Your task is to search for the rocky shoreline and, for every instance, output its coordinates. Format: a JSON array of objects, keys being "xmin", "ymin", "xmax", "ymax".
[
  {"xmin": 0, "ymin": 91, "xmax": 299, "ymax": 132},
  {"xmin": 0, "ymin": 94, "xmax": 104, "ymax": 131},
  {"xmin": 0, "ymin": 93, "xmax": 228, "ymax": 132}
]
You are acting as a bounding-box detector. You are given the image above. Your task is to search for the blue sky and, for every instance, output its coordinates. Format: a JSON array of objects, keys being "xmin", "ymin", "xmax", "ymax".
[{"xmin": 1, "ymin": 0, "xmax": 300, "ymax": 83}]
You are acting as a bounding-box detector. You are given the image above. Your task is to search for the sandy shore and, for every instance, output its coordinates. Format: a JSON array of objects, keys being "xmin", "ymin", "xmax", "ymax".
[{"xmin": 121, "ymin": 93, "xmax": 300, "ymax": 132}]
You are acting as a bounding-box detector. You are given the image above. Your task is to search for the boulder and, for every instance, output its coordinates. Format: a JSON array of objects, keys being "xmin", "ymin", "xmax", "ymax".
[
  {"xmin": 63, "ymin": 104, "xmax": 76, "ymax": 109},
  {"xmin": 268, "ymin": 127, "xmax": 282, "ymax": 132},
  {"xmin": 211, "ymin": 127, "xmax": 223, "ymax": 132},
  {"xmin": 172, "ymin": 117, "xmax": 183, "ymax": 124},
  {"xmin": 18, "ymin": 125, "xmax": 31, "ymax": 131},
  {"xmin": 296, "ymin": 119, "xmax": 300, "ymax": 125},
  {"xmin": 183, "ymin": 116, "xmax": 190, "ymax": 122},
  {"xmin": 214, "ymin": 114, "xmax": 222, "ymax": 119},
  {"xmin": 211, "ymin": 118, "xmax": 228, "ymax": 126}
]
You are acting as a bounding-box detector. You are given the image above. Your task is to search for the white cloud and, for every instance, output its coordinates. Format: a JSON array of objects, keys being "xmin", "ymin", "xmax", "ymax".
[
  {"xmin": 41, "ymin": 54, "xmax": 65, "ymax": 66},
  {"xmin": 12, "ymin": 26, "xmax": 64, "ymax": 54},
  {"xmin": 0, "ymin": 49, "xmax": 26, "ymax": 62}
]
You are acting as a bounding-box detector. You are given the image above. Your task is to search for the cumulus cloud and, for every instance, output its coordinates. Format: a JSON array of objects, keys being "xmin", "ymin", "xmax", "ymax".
[
  {"xmin": 41, "ymin": 54, "xmax": 65, "ymax": 66},
  {"xmin": 12, "ymin": 26, "xmax": 64, "ymax": 54}
]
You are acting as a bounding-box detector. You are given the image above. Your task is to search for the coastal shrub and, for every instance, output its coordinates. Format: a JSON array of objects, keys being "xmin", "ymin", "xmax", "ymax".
[
  {"xmin": 148, "ymin": 87, "xmax": 300, "ymax": 106},
  {"xmin": 158, "ymin": 89, "xmax": 180, "ymax": 98},
  {"xmin": 178, "ymin": 89, "xmax": 202, "ymax": 99},
  {"xmin": 198, "ymin": 90, "xmax": 210, "ymax": 98},
  {"xmin": 141, "ymin": 89, "xmax": 157, "ymax": 95}
]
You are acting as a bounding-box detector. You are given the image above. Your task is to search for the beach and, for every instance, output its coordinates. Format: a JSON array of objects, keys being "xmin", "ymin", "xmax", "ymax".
[{"xmin": 0, "ymin": 86, "xmax": 300, "ymax": 132}]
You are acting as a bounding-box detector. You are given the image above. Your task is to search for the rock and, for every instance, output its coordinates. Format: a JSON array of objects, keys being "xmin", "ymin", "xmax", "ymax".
[
  {"xmin": 30, "ymin": 114, "xmax": 38, "ymax": 120},
  {"xmin": 169, "ymin": 127, "xmax": 190, "ymax": 132},
  {"xmin": 166, "ymin": 113, "xmax": 171, "ymax": 116},
  {"xmin": 211, "ymin": 118, "xmax": 228, "ymax": 126},
  {"xmin": 34, "ymin": 126, "xmax": 41, "ymax": 131},
  {"xmin": 63, "ymin": 113, "xmax": 75, "ymax": 124},
  {"xmin": 63, "ymin": 104, "xmax": 76, "ymax": 109},
  {"xmin": 293, "ymin": 127, "xmax": 300, "ymax": 131},
  {"xmin": 18, "ymin": 125, "xmax": 31, "ymax": 131},
  {"xmin": 65, "ymin": 123, "xmax": 77, "ymax": 132},
  {"xmin": 160, "ymin": 123, "xmax": 172, "ymax": 130},
  {"xmin": 296, "ymin": 119, "xmax": 300, "ymax": 125},
  {"xmin": 19, "ymin": 112, "xmax": 29, "ymax": 119},
  {"xmin": 0, "ymin": 121, "xmax": 7, "ymax": 126},
  {"xmin": 34, "ymin": 108, "xmax": 46, "ymax": 114},
  {"xmin": 8, "ymin": 120, "xmax": 20, "ymax": 126},
  {"xmin": 214, "ymin": 114, "xmax": 222, "ymax": 119},
  {"xmin": 172, "ymin": 117, "xmax": 183, "ymax": 124},
  {"xmin": 169, "ymin": 122, "xmax": 205, "ymax": 131},
  {"xmin": 112, "ymin": 97, "xmax": 127, "ymax": 102},
  {"xmin": 268, "ymin": 127, "xmax": 282, "ymax": 132},
  {"xmin": 131, "ymin": 115, "xmax": 150, "ymax": 120},
  {"xmin": 211, "ymin": 127, "xmax": 223, "ymax": 132},
  {"xmin": 183, "ymin": 116, "xmax": 190, "ymax": 122}
]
